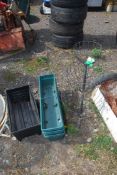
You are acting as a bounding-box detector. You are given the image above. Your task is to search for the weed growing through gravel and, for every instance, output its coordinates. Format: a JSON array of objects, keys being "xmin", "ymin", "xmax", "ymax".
[
  {"xmin": 66, "ymin": 124, "xmax": 79, "ymax": 136},
  {"xmin": 91, "ymin": 48, "xmax": 102, "ymax": 59},
  {"xmin": 37, "ymin": 56, "xmax": 49, "ymax": 65},
  {"xmin": 93, "ymin": 66, "xmax": 103, "ymax": 73},
  {"xmin": 93, "ymin": 135, "xmax": 112, "ymax": 150},
  {"xmin": 21, "ymin": 56, "xmax": 49, "ymax": 74},
  {"xmin": 40, "ymin": 172, "xmax": 48, "ymax": 175},
  {"xmin": 76, "ymin": 101, "xmax": 117, "ymax": 160},
  {"xmin": 75, "ymin": 135, "xmax": 117, "ymax": 160},
  {"xmin": 3, "ymin": 70, "xmax": 17, "ymax": 82},
  {"xmin": 75, "ymin": 143, "xmax": 98, "ymax": 160}
]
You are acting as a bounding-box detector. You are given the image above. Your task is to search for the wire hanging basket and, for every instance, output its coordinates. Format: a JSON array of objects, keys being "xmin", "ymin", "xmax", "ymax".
[
  {"xmin": 74, "ymin": 41, "xmax": 102, "ymax": 64},
  {"xmin": 62, "ymin": 41, "xmax": 103, "ymax": 114}
]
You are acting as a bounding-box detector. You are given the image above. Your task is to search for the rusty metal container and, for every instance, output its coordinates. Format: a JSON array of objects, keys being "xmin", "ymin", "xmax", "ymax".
[{"xmin": 0, "ymin": 27, "xmax": 25, "ymax": 53}]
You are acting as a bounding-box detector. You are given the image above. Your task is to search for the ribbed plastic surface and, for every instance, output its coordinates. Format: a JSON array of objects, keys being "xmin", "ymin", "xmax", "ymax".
[
  {"xmin": 6, "ymin": 85, "xmax": 41, "ymax": 141},
  {"xmin": 39, "ymin": 74, "xmax": 65, "ymax": 140}
]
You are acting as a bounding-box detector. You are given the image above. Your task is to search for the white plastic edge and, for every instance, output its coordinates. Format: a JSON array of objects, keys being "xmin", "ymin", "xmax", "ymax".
[{"xmin": 91, "ymin": 87, "xmax": 117, "ymax": 143}]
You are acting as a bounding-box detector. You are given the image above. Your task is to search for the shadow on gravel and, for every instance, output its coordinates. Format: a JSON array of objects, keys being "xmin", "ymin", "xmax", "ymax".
[
  {"xmin": 60, "ymin": 90, "xmax": 80, "ymax": 121},
  {"xmin": 0, "ymin": 69, "xmax": 37, "ymax": 95},
  {"xmin": 84, "ymin": 34, "xmax": 117, "ymax": 49},
  {"xmin": 88, "ymin": 7, "xmax": 105, "ymax": 12},
  {"xmin": 23, "ymin": 28, "xmax": 51, "ymax": 54},
  {"xmin": 25, "ymin": 28, "xmax": 52, "ymax": 54},
  {"xmin": 30, "ymin": 0, "xmax": 42, "ymax": 6},
  {"xmin": 28, "ymin": 15, "xmax": 40, "ymax": 24}
]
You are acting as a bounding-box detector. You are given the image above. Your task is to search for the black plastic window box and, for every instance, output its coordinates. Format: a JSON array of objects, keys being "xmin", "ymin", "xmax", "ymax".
[{"xmin": 6, "ymin": 85, "xmax": 41, "ymax": 141}]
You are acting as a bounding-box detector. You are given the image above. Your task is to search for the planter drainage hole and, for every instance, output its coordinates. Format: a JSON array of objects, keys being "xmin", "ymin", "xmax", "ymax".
[
  {"xmin": 58, "ymin": 118, "xmax": 61, "ymax": 122},
  {"xmin": 53, "ymin": 103, "xmax": 58, "ymax": 107},
  {"xmin": 44, "ymin": 103, "xmax": 48, "ymax": 109}
]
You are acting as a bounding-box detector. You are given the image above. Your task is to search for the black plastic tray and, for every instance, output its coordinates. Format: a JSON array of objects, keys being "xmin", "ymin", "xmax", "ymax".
[{"xmin": 6, "ymin": 85, "xmax": 41, "ymax": 141}]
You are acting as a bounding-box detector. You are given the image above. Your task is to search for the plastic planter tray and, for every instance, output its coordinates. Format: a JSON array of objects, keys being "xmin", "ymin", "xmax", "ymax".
[
  {"xmin": 6, "ymin": 85, "xmax": 41, "ymax": 141},
  {"xmin": 42, "ymin": 126, "xmax": 64, "ymax": 133},
  {"xmin": 39, "ymin": 74, "xmax": 65, "ymax": 136},
  {"xmin": 43, "ymin": 128, "xmax": 65, "ymax": 136},
  {"xmin": 42, "ymin": 127, "xmax": 65, "ymax": 134}
]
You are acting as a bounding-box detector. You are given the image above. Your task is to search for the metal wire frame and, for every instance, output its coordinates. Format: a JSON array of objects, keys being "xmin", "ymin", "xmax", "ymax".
[{"xmin": 66, "ymin": 41, "xmax": 103, "ymax": 114}]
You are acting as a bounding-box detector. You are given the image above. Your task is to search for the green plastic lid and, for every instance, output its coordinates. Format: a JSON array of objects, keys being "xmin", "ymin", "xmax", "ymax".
[{"xmin": 85, "ymin": 57, "xmax": 95, "ymax": 67}]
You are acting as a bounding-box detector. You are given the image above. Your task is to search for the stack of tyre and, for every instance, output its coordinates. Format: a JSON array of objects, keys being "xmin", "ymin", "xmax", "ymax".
[{"xmin": 49, "ymin": 0, "xmax": 88, "ymax": 49}]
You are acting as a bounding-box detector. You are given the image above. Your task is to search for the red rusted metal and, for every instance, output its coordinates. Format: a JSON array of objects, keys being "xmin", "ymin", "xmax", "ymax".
[
  {"xmin": 0, "ymin": 2, "xmax": 8, "ymax": 9},
  {"xmin": 1, "ymin": 10, "xmax": 19, "ymax": 31},
  {"xmin": 0, "ymin": 2, "xmax": 26, "ymax": 53},
  {"xmin": 0, "ymin": 27, "xmax": 25, "ymax": 52},
  {"xmin": 101, "ymin": 80, "xmax": 117, "ymax": 116}
]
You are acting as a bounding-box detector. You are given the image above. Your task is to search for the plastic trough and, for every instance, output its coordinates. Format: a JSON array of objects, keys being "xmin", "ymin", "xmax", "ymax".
[
  {"xmin": 43, "ymin": 128, "xmax": 65, "ymax": 136},
  {"xmin": 38, "ymin": 74, "xmax": 65, "ymax": 140}
]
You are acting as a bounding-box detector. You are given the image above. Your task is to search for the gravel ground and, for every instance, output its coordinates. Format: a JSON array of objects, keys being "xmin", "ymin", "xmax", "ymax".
[{"xmin": 0, "ymin": 2, "xmax": 117, "ymax": 175}]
